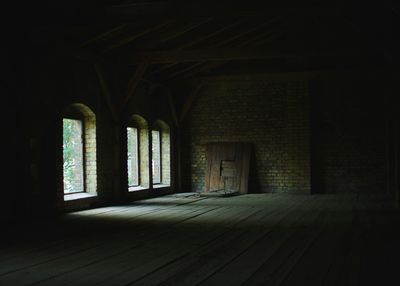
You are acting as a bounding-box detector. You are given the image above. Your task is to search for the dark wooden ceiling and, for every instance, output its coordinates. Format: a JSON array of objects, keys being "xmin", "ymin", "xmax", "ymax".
[{"xmin": 23, "ymin": 0, "xmax": 395, "ymax": 84}]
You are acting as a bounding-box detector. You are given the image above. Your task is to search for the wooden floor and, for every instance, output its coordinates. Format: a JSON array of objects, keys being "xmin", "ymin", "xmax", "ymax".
[{"xmin": 1, "ymin": 193, "xmax": 399, "ymax": 286}]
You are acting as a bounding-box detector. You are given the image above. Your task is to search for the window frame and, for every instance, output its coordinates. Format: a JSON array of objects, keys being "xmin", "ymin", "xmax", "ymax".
[
  {"xmin": 151, "ymin": 120, "xmax": 171, "ymax": 188},
  {"xmin": 61, "ymin": 103, "xmax": 97, "ymax": 201},
  {"xmin": 151, "ymin": 128, "xmax": 162, "ymax": 185},
  {"xmin": 126, "ymin": 115, "xmax": 150, "ymax": 192},
  {"xmin": 127, "ymin": 126, "xmax": 141, "ymax": 187},
  {"xmin": 63, "ymin": 115, "xmax": 87, "ymax": 195}
]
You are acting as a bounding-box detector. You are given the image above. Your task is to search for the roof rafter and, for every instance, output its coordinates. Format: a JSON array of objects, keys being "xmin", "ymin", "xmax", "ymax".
[
  {"xmin": 159, "ymin": 17, "xmax": 214, "ymax": 43},
  {"xmin": 102, "ymin": 21, "xmax": 171, "ymax": 53},
  {"xmin": 106, "ymin": 0, "xmax": 297, "ymax": 20},
  {"xmin": 120, "ymin": 61, "xmax": 149, "ymax": 110},
  {"xmin": 121, "ymin": 47, "xmax": 362, "ymax": 65},
  {"xmin": 151, "ymin": 18, "xmax": 246, "ymax": 75},
  {"xmin": 150, "ymin": 17, "xmax": 280, "ymax": 76},
  {"xmin": 80, "ymin": 24, "xmax": 128, "ymax": 48},
  {"xmin": 171, "ymin": 61, "xmax": 227, "ymax": 80}
]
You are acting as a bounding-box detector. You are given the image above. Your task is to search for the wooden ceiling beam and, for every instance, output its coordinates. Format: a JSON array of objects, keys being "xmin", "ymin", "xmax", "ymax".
[
  {"xmin": 120, "ymin": 61, "xmax": 149, "ymax": 110},
  {"xmin": 94, "ymin": 64, "xmax": 118, "ymax": 122},
  {"xmin": 166, "ymin": 32, "xmax": 276, "ymax": 79},
  {"xmin": 157, "ymin": 18, "xmax": 278, "ymax": 78},
  {"xmin": 192, "ymin": 70, "xmax": 387, "ymax": 83},
  {"xmin": 167, "ymin": 91, "xmax": 180, "ymax": 128},
  {"xmin": 123, "ymin": 47, "xmax": 286, "ymax": 64},
  {"xmin": 150, "ymin": 19, "xmax": 245, "ymax": 75},
  {"xmin": 180, "ymin": 85, "xmax": 204, "ymax": 123},
  {"xmin": 121, "ymin": 48, "xmax": 361, "ymax": 65},
  {"xmin": 213, "ymin": 18, "xmax": 278, "ymax": 48},
  {"xmin": 174, "ymin": 62, "xmax": 227, "ymax": 80},
  {"xmin": 177, "ymin": 19, "xmax": 245, "ymax": 50},
  {"xmin": 159, "ymin": 17, "xmax": 214, "ymax": 43},
  {"xmin": 166, "ymin": 28, "xmax": 284, "ymax": 80},
  {"xmin": 102, "ymin": 21, "xmax": 171, "ymax": 53},
  {"xmin": 106, "ymin": 1, "xmax": 297, "ymax": 20},
  {"xmin": 235, "ymin": 30, "xmax": 274, "ymax": 47},
  {"xmin": 80, "ymin": 24, "xmax": 128, "ymax": 47},
  {"xmin": 167, "ymin": 62, "xmax": 205, "ymax": 79},
  {"xmin": 134, "ymin": 18, "xmax": 215, "ymax": 52}
]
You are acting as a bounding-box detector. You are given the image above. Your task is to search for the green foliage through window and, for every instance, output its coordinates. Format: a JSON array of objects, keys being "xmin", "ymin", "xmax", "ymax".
[
  {"xmin": 63, "ymin": 118, "xmax": 84, "ymax": 193},
  {"xmin": 127, "ymin": 127, "xmax": 139, "ymax": 186},
  {"xmin": 152, "ymin": 130, "xmax": 161, "ymax": 184}
]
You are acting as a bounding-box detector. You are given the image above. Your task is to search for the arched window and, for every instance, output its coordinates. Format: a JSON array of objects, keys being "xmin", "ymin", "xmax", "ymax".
[
  {"xmin": 152, "ymin": 120, "xmax": 170, "ymax": 187},
  {"xmin": 127, "ymin": 115, "xmax": 149, "ymax": 191},
  {"xmin": 62, "ymin": 104, "xmax": 97, "ymax": 198}
]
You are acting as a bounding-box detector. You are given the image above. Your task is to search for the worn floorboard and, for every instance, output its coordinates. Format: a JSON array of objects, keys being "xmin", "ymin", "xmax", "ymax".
[{"xmin": 0, "ymin": 193, "xmax": 398, "ymax": 286}]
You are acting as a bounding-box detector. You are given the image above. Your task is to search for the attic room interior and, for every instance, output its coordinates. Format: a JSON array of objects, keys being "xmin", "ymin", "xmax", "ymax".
[{"xmin": 2, "ymin": 0, "xmax": 398, "ymax": 285}]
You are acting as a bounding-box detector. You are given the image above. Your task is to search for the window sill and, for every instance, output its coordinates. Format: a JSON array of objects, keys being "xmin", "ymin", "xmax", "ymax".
[
  {"xmin": 153, "ymin": 184, "xmax": 170, "ymax": 189},
  {"xmin": 128, "ymin": 186, "xmax": 149, "ymax": 192},
  {"xmin": 64, "ymin": 193, "xmax": 97, "ymax": 201}
]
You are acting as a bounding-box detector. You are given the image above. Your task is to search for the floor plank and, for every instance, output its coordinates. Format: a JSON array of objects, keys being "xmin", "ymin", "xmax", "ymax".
[{"xmin": 0, "ymin": 193, "xmax": 399, "ymax": 286}]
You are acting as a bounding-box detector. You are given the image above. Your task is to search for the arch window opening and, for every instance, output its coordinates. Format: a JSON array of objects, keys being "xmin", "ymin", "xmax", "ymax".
[
  {"xmin": 127, "ymin": 127, "xmax": 139, "ymax": 187},
  {"xmin": 62, "ymin": 103, "xmax": 97, "ymax": 200},
  {"xmin": 127, "ymin": 115, "xmax": 150, "ymax": 191},
  {"xmin": 152, "ymin": 130, "xmax": 161, "ymax": 184},
  {"xmin": 63, "ymin": 118, "xmax": 84, "ymax": 193},
  {"xmin": 152, "ymin": 120, "xmax": 171, "ymax": 187}
]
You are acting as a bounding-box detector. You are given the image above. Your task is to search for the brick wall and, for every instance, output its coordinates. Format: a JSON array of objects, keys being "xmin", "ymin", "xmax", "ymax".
[
  {"xmin": 26, "ymin": 61, "xmax": 117, "ymax": 214},
  {"xmin": 310, "ymin": 80, "xmax": 387, "ymax": 194},
  {"xmin": 182, "ymin": 80, "xmax": 310, "ymax": 193},
  {"xmin": 82, "ymin": 110, "xmax": 97, "ymax": 195}
]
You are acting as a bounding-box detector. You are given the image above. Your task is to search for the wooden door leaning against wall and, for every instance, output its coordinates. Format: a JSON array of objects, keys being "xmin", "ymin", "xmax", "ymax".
[{"xmin": 205, "ymin": 142, "xmax": 251, "ymax": 194}]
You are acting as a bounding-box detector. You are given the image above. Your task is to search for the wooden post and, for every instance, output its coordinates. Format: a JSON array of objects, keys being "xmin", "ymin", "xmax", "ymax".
[
  {"xmin": 120, "ymin": 61, "xmax": 149, "ymax": 111},
  {"xmin": 94, "ymin": 64, "xmax": 119, "ymax": 122},
  {"xmin": 180, "ymin": 84, "xmax": 203, "ymax": 123},
  {"xmin": 166, "ymin": 87, "xmax": 181, "ymax": 192},
  {"xmin": 167, "ymin": 91, "xmax": 179, "ymax": 129},
  {"xmin": 395, "ymin": 116, "xmax": 399, "ymax": 208},
  {"xmin": 94, "ymin": 64, "xmax": 123, "ymax": 201}
]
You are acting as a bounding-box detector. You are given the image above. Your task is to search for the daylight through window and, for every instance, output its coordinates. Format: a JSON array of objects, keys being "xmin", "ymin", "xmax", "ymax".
[
  {"xmin": 127, "ymin": 127, "xmax": 139, "ymax": 186},
  {"xmin": 63, "ymin": 118, "xmax": 84, "ymax": 193},
  {"xmin": 152, "ymin": 130, "xmax": 161, "ymax": 184}
]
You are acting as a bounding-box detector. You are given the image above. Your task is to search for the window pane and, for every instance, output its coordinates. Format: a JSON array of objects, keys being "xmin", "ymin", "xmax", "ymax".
[
  {"xmin": 152, "ymin": 130, "xmax": 161, "ymax": 184},
  {"xmin": 127, "ymin": 127, "xmax": 139, "ymax": 186},
  {"xmin": 63, "ymin": 119, "xmax": 84, "ymax": 193}
]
